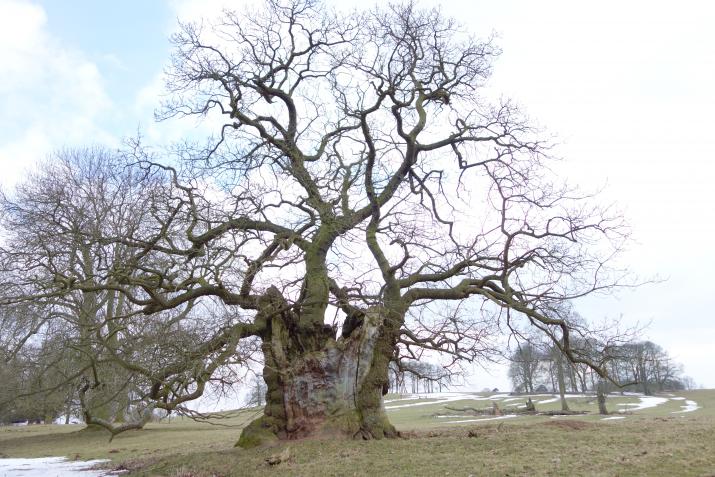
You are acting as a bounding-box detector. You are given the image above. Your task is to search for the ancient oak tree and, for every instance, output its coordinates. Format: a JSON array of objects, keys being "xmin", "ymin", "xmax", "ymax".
[{"xmin": 1, "ymin": 1, "xmax": 629, "ymax": 445}]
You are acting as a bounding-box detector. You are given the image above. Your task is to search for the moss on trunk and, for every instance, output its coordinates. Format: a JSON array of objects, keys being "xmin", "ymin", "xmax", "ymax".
[{"xmin": 236, "ymin": 307, "xmax": 400, "ymax": 448}]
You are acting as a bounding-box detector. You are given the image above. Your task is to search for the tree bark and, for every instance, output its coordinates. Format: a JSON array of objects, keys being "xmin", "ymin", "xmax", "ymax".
[
  {"xmin": 236, "ymin": 306, "xmax": 399, "ymax": 448},
  {"xmin": 638, "ymin": 360, "xmax": 651, "ymax": 395},
  {"xmin": 596, "ymin": 378, "xmax": 608, "ymax": 415},
  {"xmin": 556, "ymin": 351, "xmax": 570, "ymax": 412}
]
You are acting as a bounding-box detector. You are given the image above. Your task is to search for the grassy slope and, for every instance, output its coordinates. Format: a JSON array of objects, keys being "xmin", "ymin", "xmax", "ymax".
[{"xmin": 1, "ymin": 391, "xmax": 714, "ymax": 476}]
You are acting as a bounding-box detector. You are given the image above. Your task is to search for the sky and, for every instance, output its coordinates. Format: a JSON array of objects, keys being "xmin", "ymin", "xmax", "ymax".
[{"xmin": 0, "ymin": 0, "xmax": 713, "ymax": 393}]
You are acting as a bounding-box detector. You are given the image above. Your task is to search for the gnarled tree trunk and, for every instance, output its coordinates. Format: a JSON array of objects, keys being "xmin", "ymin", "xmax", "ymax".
[{"xmin": 236, "ymin": 301, "xmax": 400, "ymax": 448}]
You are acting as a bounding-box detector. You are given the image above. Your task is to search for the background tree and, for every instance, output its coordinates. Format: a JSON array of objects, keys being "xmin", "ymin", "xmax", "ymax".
[
  {"xmin": 1, "ymin": 0, "xmax": 632, "ymax": 446},
  {"xmin": 508, "ymin": 343, "xmax": 542, "ymax": 394},
  {"xmin": 389, "ymin": 360, "xmax": 452, "ymax": 394},
  {"xmin": 0, "ymin": 343, "xmax": 72, "ymax": 425},
  {"xmin": 0, "ymin": 148, "xmax": 258, "ymax": 436},
  {"xmin": 246, "ymin": 374, "xmax": 268, "ymax": 408},
  {"xmin": 604, "ymin": 341, "xmax": 686, "ymax": 394},
  {"xmin": 506, "ymin": 334, "xmax": 689, "ymax": 400}
]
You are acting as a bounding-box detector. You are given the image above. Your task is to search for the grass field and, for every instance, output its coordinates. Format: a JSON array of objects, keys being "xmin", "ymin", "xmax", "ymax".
[{"xmin": 1, "ymin": 390, "xmax": 714, "ymax": 476}]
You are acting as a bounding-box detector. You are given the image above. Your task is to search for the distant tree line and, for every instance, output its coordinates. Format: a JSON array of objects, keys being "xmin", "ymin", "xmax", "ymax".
[
  {"xmin": 387, "ymin": 361, "xmax": 452, "ymax": 394},
  {"xmin": 509, "ymin": 339, "xmax": 695, "ymax": 396}
]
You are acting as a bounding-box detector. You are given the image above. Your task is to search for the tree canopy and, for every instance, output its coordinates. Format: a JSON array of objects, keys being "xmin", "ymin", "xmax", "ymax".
[{"xmin": 0, "ymin": 0, "xmax": 632, "ymax": 444}]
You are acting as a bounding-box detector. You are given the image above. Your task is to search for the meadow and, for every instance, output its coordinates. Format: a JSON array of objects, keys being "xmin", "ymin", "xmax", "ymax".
[{"xmin": 1, "ymin": 390, "xmax": 714, "ymax": 476}]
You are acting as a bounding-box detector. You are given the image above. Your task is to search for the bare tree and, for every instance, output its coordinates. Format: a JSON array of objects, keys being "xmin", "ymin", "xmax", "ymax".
[
  {"xmin": 604, "ymin": 341, "xmax": 686, "ymax": 394},
  {"xmin": 2, "ymin": 1, "xmax": 632, "ymax": 446},
  {"xmin": 508, "ymin": 343, "xmax": 542, "ymax": 394},
  {"xmin": 0, "ymin": 148, "xmax": 257, "ymax": 437},
  {"xmin": 246, "ymin": 374, "xmax": 267, "ymax": 408}
]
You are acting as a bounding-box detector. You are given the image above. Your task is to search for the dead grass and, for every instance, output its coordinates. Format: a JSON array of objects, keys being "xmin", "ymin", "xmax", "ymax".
[
  {"xmin": 540, "ymin": 419, "xmax": 594, "ymax": 430},
  {"xmin": 1, "ymin": 392, "xmax": 714, "ymax": 476},
  {"xmin": 126, "ymin": 415, "xmax": 715, "ymax": 477}
]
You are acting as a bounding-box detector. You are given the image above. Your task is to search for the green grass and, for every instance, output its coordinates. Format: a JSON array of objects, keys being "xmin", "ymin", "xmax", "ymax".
[
  {"xmin": 1, "ymin": 391, "xmax": 714, "ymax": 476},
  {"xmin": 132, "ymin": 416, "xmax": 715, "ymax": 477},
  {"xmin": 0, "ymin": 409, "xmax": 261, "ymax": 463}
]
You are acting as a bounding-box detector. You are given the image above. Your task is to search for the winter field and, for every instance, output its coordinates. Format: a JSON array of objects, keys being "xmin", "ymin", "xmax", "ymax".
[{"xmin": 1, "ymin": 389, "xmax": 714, "ymax": 476}]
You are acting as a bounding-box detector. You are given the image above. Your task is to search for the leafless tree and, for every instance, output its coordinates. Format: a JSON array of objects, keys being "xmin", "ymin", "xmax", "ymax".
[
  {"xmin": 1, "ymin": 0, "xmax": 634, "ymax": 445},
  {"xmin": 508, "ymin": 343, "xmax": 541, "ymax": 394},
  {"xmin": 245, "ymin": 374, "xmax": 268, "ymax": 408},
  {"xmin": 0, "ymin": 148, "xmax": 256, "ymax": 436},
  {"xmin": 605, "ymin": 341, "xmax": 685, "ymax": 394}
]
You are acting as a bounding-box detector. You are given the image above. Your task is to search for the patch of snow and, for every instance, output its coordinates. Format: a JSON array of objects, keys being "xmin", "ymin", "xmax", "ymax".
[
  {"xmin": 671, "ymin": 400, "xmax": 700, "ymax": 413},
  {"xmin": 440, "ymin": 415, "xmax": 518, "ymax": 424},
  {"xmin": 434, "ymin": 415, "xmax": 473, "ymax": 418},
  {"xmin": 535, "ymin": 397, "xmax": 560, "ymax": 404},
  {"xmin": 418, "ymin": 392, "xmax": 481, "ymax": 400},
  {"xmin": 0, "ymin": 457, "xmax": 116, "ymax": 477},
  {"xmin": 503, "ymin": 395, "xmax": 560, "ymax": 404},
  {"xmin": 53, "ymin": 417, "xmax": 84, "ymax": 425},
  {"xmin": 617, "ymin": 396, "xmax": 668, "ymax": 411},
  {"xmin": 385, "ymin": 392, "xmax": 484, "ymax": 410},
  {"xmin": 669, "ymin": 397, "xmax": 686, "ymax": 401},
  {"xmin": 601, "ymin": 416, "xmax": 626, "ymax": 421},
  {"xmin": 533, "ymin": 393, "xmax": 595, "ymax": 399},
  {"xmin": 383, "ymin": 395, "xmax": 416, "ymax": 404},
  {"xmin": 503, "ymin": 394, "xmax": 554, "ymax": 399},
  {"xmin": 385, "ymin": 392, "xmax": 601, "ymax": 410}
]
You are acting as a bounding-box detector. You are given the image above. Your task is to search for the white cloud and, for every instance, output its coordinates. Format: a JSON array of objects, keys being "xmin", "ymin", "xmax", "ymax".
[
  {"xmin": 125, "ymin": 0, "xmax": 241, "ymax": 147},
  {"xmin": 0, "ymin": 0, "xmax": 114, "ymax": 187}
]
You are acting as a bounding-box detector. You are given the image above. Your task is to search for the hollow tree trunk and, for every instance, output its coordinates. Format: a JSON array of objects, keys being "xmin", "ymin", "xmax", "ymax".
[{"xmin": 237, "ymin": 306, "xmax": 399, "ymax": 448}]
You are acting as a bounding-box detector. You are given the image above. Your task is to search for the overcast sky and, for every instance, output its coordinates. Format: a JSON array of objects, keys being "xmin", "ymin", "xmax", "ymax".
[{"xmin": 1, "ymin": 0, "xmax": 713, "ymax": 392}]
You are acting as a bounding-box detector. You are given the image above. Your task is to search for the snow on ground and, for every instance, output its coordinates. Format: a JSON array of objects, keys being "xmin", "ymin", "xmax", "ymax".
[
  {"xmin": 487, "ymin": 394, "xmax": 512, "ymax": 400},
  {"xmin": 385, "ymin": 392, "xmax": 570, "ymax": 410},
  {"xmin": 386, "ymin": 392, "xmax": 699, "ymax": 417},
  {"xmin": 509, "ymin": 395, "xmax": 562, "ymax": 405},
  {"xmin": 383, "ymin": 395, "xmax": 417, "ymax": 404},
  {"xmin": 535, "ymin": 397, "xmax": 560, "ymax": 404},
  {"xmin": 0, "ymin": 457, "xmax": 116, "ymax": 477},
  {"xmin": 439, "ymin": 415, "xmax": 518, "ymax": 424},
  {"xmin": 617, "ymin": 396, "xmax": 669, "ymax": 411},
  {"xmin": 671, "ymin": 399, "xmax": 700, "ymax": 413},
  {"xmin": 384, "ymin": 392, "xmax": 507, "ymax": 410}
]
